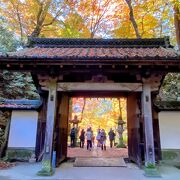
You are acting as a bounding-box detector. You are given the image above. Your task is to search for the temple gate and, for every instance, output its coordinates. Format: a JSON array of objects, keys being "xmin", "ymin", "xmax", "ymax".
[{"xmin": 0, "ymin": 37, "xmax": 179, "ymax": 175}]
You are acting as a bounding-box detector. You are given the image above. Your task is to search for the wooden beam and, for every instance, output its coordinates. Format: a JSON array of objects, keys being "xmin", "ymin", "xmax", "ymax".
[
  {"xmin": 144, "ymin": 74, "xmax": 163, "ymax": 92},
  {"xmin": 56, "ymin": 82, "xmax": 142, "ymax": 92},
  {"xmin": 38, "ymin": 75, "xmax": 63, "ymax": 81}
]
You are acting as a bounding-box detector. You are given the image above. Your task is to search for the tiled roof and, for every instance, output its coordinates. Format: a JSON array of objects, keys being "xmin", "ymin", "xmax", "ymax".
[
  {"xmin": 0, "ymin": 100, "xmax": 42, "ymax": 110},
  {"xmin": 0, "ymin": 37, "xmax": 179, "ymax": 61},
  {"xmin": 7, "ymin": 47, "xmax": 177, "ymax": 60}
]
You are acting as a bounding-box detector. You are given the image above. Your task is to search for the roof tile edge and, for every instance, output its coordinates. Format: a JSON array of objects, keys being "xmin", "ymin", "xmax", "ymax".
[{"xmin": 27, "ymin": 37, "xmax": 172, "ymax": 49}]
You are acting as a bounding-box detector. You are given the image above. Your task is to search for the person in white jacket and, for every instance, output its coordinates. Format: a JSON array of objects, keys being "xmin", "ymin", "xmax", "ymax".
[{"xmin": 86, "ymin": 128, "xmax": 93, "ymax": 150}]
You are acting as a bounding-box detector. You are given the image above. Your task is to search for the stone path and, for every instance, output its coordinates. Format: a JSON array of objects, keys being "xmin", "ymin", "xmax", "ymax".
[
  {"xmin": 68, "ymin": 146, "xmax": 128, "ymax": 158},
  {"xmin": 74, "ymin": 157, "xmax": 127, "ymax": 167}
]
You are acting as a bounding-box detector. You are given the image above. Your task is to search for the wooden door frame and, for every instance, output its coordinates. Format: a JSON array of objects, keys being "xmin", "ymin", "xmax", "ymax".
[
  {"xmin": 55, "ymin": 92, "xmax": 69, "ymax": 165},
  {"xmin": 55, "ymin": 90, "xmax": 161, "ymax": 167},
  {"xmin": 57, "ymin": 92, "xmax": 140, "ymax": 161},
  {"xmin": 127, "ymin": 92, "xmax": 143, "ymax": 166}
]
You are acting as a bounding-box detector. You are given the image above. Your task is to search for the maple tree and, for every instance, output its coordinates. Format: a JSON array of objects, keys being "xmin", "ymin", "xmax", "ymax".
[
  {"xmin": 0, "ymin": 0, "xmax": 179, "ymax": 43},
  {"xmin": 0, "ymin": 0, "xmax": 66, "ymax": 40},
  {"xmin": 60, "ymin": 13, "xmax": 91, "ymax": 38},
  {"xmin": 124, "ymin": 0, "xmax": 141, "ymax": 38},
  {"xmin": 65, "ymin": 0, "xmax": 116, "ymax": 38},
  {"xmin": 113, "ymin": 0, "xmax": 176, "ymax": 40}
]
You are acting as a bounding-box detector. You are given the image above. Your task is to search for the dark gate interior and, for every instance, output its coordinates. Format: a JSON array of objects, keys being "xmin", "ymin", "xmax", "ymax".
[{"xmin": 54, "ymin": 91, "xmax": 146, "ymax": 166}]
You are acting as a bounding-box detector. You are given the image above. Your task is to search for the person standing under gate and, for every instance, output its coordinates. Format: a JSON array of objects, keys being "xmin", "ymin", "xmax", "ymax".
[
  {"xmin": 100, "ymin": 129, "xmax": 107, "ymax": 150},
  {"xmin": 70, "ymin": 126, "xmax": 76, "ymax": 147},
  {"xmin": 90, "ymin": 127, "xmax": 95, "ymax": 147},
  {"xmin": 86, "ymin": 128, "xmax": 93, "ymax": 150},
  {"xmin": 79, "ymin": 129, "xmax": 85, "ymax": 148},
  {"xmin": 108, "ymin": 128, "xmax": 116, "ymax": 148},
  {"xmin": 96, "ymin": 129, "xmax": 101, "ymax": 147}
]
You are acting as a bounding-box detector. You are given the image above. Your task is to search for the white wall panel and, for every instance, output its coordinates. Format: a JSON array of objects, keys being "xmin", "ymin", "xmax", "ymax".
[
  {"xmin": 159, "ymin": 111, "xmax": 180, "ymax": 149},
  {"xmin": 8, "ymin": 110, "xmax": 38, "ymax": 148}
]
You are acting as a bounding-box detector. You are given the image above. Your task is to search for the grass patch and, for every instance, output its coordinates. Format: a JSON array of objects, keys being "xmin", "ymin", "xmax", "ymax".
[
  {"xmin": 144, "ymin": 165, "xmax": 161, "ymax": 177},
  {"xmin": 5, "ymin": 149, "xmax": 33, "ymax": 162}
]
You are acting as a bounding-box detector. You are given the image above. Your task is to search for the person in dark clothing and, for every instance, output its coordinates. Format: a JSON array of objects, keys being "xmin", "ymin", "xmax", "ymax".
[
  {"xmin": 79, "ymin": 129, "xmax": 85, "ymax": 148},
  {"xmin": 70, "ymin": 127, "xmax": 76, "ymax": 147},
  {"xmin": 108, "ymin": 128, "xmax": 116, "ymax": 148}
]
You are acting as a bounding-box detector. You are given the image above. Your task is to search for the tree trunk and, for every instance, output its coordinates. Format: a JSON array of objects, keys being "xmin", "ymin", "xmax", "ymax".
[
  {"xmin": 31, "ymin": 25, "xmax": 42, "ymax": 38},
  {"xmin": 125, "ymin": 0, "xmax": 141, "ymax": 38},
  {"xmin": 118, "ymin": 98, "xmax": 122, "ymax": 119},
  {"xmin": 174, "ymin": 5, "xmax": 180, "ymax": 50},
  {"xmin": 90, "ymin": 32, "xmax": 95, "ymax": 38},
  {"xmin": 30, "ymin": 1, "xmax": 52, "ymax": 38},
  {"xmin": 80, "ymin": 98, "xmax": 86, "ymax": 121}
]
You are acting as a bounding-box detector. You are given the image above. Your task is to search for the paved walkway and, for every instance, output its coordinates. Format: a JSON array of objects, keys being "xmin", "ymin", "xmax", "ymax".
[
  {"xmin": 68, "ymin": 146, "xmax": 128, "ymax": 158},
  {"xmin": 0, "ymin": 162, "xmax": 180, "ymax": 180},
  {"xmin": 0, "ymin": 146, "xmax": 179, "ymax": 180},
  {"xmin": 74, "ymin": 157, "xmax": 127, "ymax": 167}
]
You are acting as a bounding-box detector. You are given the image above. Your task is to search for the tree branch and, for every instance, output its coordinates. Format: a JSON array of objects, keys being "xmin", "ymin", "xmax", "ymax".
[
  {"xmin": 43, "ymin": 10, "xmax": 62, "ymax": 27},
  {"xmin": 125, "ymin": 0, "xmax": 141, "ymax": 38},
  {"xmin": 10, "ymin": 1, "xmax": 24, "ymax": 42}
]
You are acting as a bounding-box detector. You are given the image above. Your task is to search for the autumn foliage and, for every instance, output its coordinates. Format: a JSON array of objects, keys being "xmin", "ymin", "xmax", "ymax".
[
  {"xmin": 0, "ymin": 0, "xmax": 179, "ymax": 47},
  {"xmin": 69, "ymin": 97, "xmax": 127, "ymax": 137}
]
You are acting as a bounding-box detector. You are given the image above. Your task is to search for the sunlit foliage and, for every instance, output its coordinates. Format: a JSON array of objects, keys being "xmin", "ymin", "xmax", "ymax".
[
  {"xmin": 0, "ymin": 0, "xmax": 179, "ymax": 44},
  {"xmin": 69, "ymin": 97, "xmax": 127, "ymax": 137}
]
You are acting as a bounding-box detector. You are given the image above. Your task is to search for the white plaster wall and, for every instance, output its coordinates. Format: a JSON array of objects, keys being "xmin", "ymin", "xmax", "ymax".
[
  {"xmin": 159, "ymin": 111, "xmax": 180, "ymax": 149},
  {"xmin": 8, "ymin": 110, "xmax": 38, "ymax": 148}
]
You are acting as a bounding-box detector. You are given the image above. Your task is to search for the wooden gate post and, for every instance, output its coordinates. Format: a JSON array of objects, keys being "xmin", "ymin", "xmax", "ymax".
[
  {"xmin": 37, "ymin": 78, "xmax": 57, "ymax": 176},
  {"xmin": 142, "ymin": 81, "xmax": 155, "ymax": 167}
]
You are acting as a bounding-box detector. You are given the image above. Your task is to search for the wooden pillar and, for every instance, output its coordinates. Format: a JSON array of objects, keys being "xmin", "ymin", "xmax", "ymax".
[
  {"xmin": 127, "ymin": 93, "xmax": 142, "ymax": 167},
  {"xmin": 142, "ymin": 81, "xmax": 155, "ymax": 167},
  {"xmin": 37, "ymin": 78, "xmax": 57, "ymax": 176}
]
